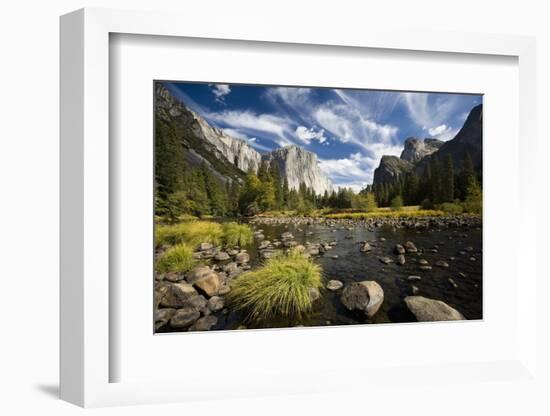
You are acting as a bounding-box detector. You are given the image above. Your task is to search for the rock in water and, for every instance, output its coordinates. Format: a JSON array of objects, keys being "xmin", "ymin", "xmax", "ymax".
[
  {"xmin": 188, "ymin": 315, "xmax": 218, "ymax": 331},
  {"xmin": 404, "ymin": 296, "xmax": 465, "ymax": 321},
  {"xmin": 404, "ymin": 241, "xmax": 418, "ymax": 253},
  {"xmin": 361, "ymin": 242, "xmax": 372, "ymax": 252},
  {"xmin": 341, "ymin": 281, "xmax": 384, "ymax": 318},
  {"xmin": 396, "ymin": 254, "xmax": 406, "ymax": 265},
  {"xmin": 309, "ymin": 287, "xmax": 321, "ymax": 302},
  {"xmin": 379, "ymin": 256, "xmax": 393, "ymax": 265},
  {"xmin": 394, "ymin": 244, "xmax": 406, "ymax": 254},
  {"xmin": 326, "ymin": 280, "xmax": 344, "ymax": 291}
]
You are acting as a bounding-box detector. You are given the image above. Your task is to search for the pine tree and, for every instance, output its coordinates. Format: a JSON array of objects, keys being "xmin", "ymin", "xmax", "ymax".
[
  {"xmin": 429, "ymin": 156, "xmax": 442, "ymax": 204},
  {"xmin": 460, "ymin": 151, "xmax": 477, "ymax": 200},
  {"xmin": 282, "ymin": 177, "xmax": 290, "ymax": 209},
  {"xmin": 442, "ymin": 154, "xmax": 455, "ymax": 202},
  {"xmin": 269, "ymin": 161, "xmax": 283, "ymax": 210}
]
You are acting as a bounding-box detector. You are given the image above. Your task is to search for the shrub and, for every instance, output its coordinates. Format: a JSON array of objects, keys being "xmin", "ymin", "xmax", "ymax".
[
  {"xmin": 439, "ymin": 202, "xmax": 464, "ymax": 215},
  {"xmin": 155, "ymin": 221, "xmax": 223, "ymax": 247},
  {"xmin": 227, "ymin": 250, "xmax": 323, "ymax": 322},
  {"xmin": 463, "ymin": 182, "xmax": 482, "ymax": 214},
  {"xmin": 390, "ymin": 195, "xmax": 404, "ymax": 211},
  {"xmin": 420, "ymin": 198, "xmax": 434, "ymax": 210},
  {"xmin": 156, "ymin": 243, "xmax": 196, "ymax": 273},
  {"xmin": 222, "ymin": 222, "xmax": 254, "ymax": 247},
  {"xmin": 324, "ymin": 209, "xmax": 444, "ymax": 220}
]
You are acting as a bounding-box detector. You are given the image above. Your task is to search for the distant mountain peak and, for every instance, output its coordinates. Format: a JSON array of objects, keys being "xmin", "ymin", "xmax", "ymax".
[{"xmin": 400, "ymin": 137, "xmax": 444, "ymax": 163}]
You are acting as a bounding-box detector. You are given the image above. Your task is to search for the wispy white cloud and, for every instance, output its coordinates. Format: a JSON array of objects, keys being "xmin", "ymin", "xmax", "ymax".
[
  {"xmin": 402, "ymin": 92, "xmax": 462, "ymax": 132},
  {"xmin": 295, "ymin": 126, "xmax": 327, "ymax": 144},
  {"xmin": 210, "ymin": 84, "xmax": 231, "ymax": 102},
  {"xmin": 319, "ymin": 142, "xmax": 402, "ymax": 190},
  {"xmin": 208, "ymin": 110, "xmax": 292, "ymax": 139},
  {"xmin": 424, "ymin": 124, "xmax": 458, "ymax": 141}
]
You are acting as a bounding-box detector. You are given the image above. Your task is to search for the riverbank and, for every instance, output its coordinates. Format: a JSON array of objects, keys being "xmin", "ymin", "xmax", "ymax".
[
  {"xmin": 250, "ymin": 213, "xmax": 482, "ymax": 230},
  {"xmin": 155, "ymin": 215, "xmax": 482, "ymax": 332}
]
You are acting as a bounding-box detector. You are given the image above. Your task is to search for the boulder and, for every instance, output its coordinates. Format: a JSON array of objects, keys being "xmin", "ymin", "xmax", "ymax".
[
  {"xmin": 404, "ymin": 296, "xmax": 465, "ymax": 321},
  {"xmin": 235, "ymin": 252, "xmax": 250, "ymax": 264},
  {"xmin": 309, "ymin": 287, "xmax": 321, "ymax": 302},
  {"xmin": 158, "ymin": 282, "xmax": 199, "ymax": 308},
  {"xmin": 155, "ymin": 308, "xmax": 175, "ymax": 330},
  {"xmin": 379, "ymin": 256, "xmax": 393, "ymax": 265},
  {"xmin": 281, "ymin": 232, "xmax": 294, "ymax": 240},
  {"xmin": 214, "ymin": 251, "xmax": 230, "ymax": 261},
  {"xmin": 435, "ymin": 260, "xmax": 449, "ymax": 268},
  {"xmin": 184, "ymin": 294, "xmax": 208, "ymax": 311},
  {"xmin": 361, "ymin": 242, "xmax": 372, "ymax": 252},
  {"xmin": 258, "ymin": 240, "xmax": 272, "ymax": 250},
  {"xmin": 404, "ymin": 241, "xmax": 418, "ymax": 253},
  {"xmin": 341, "ymin": 281, "xmax": 384, "ymax": 318},
  {"xmin": 186, "ymin": 266, "xmax": 222, "ymax": 297},
  {"xmin": 407, "ymin": 275, "xmax": 422, "ymax": 281},
  {"xmin": 394, "ymin": 244, "xmax": 406, "ymax": 254},
  {"xmin": 418, "ymin": 259, "xmax": 429, "ymax": 265},
  {"xmin": 199, "ymin": 242, "xmax": 213, "ymax": 251},
  {"xmin": 326, "ymin": 280, "xmax": 344, "ymax": 291},
  {"xmin": 208, "ymin": 296, "xmax": 225, "ymax": 312},
  {"xmin": 170, "ymin": 307, "xmax": 201, "ymax": 329},
  {"xmin": 396, "ymin": 254, "xmax": 406, "ymax": 265},
  {"xmin": 188, "ymin": 315, "xmax": 218, "ymax": 331}
]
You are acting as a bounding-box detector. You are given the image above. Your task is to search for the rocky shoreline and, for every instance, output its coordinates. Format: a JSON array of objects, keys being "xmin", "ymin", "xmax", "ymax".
[
  {"xmin": 155, "ymin": 216, "xmax": 478, "ymax": 332},
  {"xmin": 250, "ymin": 214, "xmax": 482, "ymax": 230}
]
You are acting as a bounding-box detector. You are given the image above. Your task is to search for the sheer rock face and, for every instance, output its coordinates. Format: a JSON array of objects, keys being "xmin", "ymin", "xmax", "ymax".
[
  {"xmin": 156, "ymin": 83, "xmax": 261, "ymax": 176},
  {"xmin": 400, "ymin": 138, "xmax": 443, "ymax": 163},
  {"xmin": 372, "ymin": 155, "xmax": 414, "ymax": 185},
  {"xmin": 192, "ymin": 113, "xmax": 262, "ymax": 174},
  {"xmin": 262, "ymin": 145, "xmax": 333, "ymax": 195},
  {"xmin": 155, "ymin": 82, "xmax": 334, "ymax": 194}
]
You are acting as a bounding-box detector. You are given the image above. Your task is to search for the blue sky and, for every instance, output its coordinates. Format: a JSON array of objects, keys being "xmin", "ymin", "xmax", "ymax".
[{"xmin": 163, "ymin": 81, "xmax": 482, "ymax": 191}]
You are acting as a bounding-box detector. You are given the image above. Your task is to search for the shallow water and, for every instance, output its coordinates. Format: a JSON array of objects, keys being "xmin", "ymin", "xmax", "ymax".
[{"xmin": 213, "ymin": 221, "xmax": 482, "ymax": 330}]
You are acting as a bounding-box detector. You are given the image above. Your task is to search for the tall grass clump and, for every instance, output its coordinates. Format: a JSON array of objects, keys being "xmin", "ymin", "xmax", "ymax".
[
  {"xmin": 222, "ymin": 222, "xmax": 254, "ymax": 247},
  {"xmin": 155, "ymin": 243, "xmax": 196, "ymax": 273},
  {"xmin": 439, "ymin": 202, "xmax": 464, "ymax": 215},
  {"xmin": 155, "ymin": 221, "xmax": 223, "ymax": 248},
  {"xmin": 227, "ymin": 250, "xmax": 323, "ymax": 323}
]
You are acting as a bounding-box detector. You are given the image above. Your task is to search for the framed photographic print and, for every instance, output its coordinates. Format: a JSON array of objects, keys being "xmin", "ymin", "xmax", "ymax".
[
  {"xmin": 60, "ymin": 7, "xmax": 538, "ymax": 408},
  {"xmin": 153, "ymin": 80, "xmax": 483, "ymax": 333}
]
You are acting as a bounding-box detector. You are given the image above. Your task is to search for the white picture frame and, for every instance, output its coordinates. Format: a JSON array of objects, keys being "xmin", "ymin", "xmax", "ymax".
[{"xmin": 60, "ymin": 7, "xmax": 538, "ymax": 408}]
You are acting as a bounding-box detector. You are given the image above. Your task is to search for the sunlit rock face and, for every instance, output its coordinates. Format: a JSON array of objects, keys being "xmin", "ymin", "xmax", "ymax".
[
  {"xmin": 262, "ymin": 145, "xmax": 333, "ymax": 195},
  {"xmin": 400, "ymin": 137, "xmax": 444, "ymax": 163}
]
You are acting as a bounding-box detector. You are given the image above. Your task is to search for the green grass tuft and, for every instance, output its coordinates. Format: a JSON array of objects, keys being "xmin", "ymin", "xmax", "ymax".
[
  {"xmin": 227, "ymin": 250, "xmax": 323, "ymax": 322},
  {"xmin": 156, "ymin": 243, "xmax": 196, "ymax": 273},
  {"xmin": 222, "ymin": 222, "xmax": 254, "ymax": 247}
]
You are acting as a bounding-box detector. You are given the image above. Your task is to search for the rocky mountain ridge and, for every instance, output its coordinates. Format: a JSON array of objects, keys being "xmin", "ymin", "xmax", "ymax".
[
  {"xmin": 155, "ymin": 83, "xmax": 333, "ymax": 194},
  {"xmin": 373, "ymin": 104, "xmax": 483, "ymax": 187}
]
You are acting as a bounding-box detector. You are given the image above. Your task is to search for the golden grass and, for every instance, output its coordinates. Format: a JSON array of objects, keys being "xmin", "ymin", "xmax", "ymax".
[
  {"xmin": 227, "ymin": 250, "xmax": 323, "ymax": 323},
  {"xmin": 155, "ymin": 221, "xmax": 223, "ymax": 248},
  {"xmin": 324, "ymin": 209, "xmax": 446, "ymax": 220}
]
